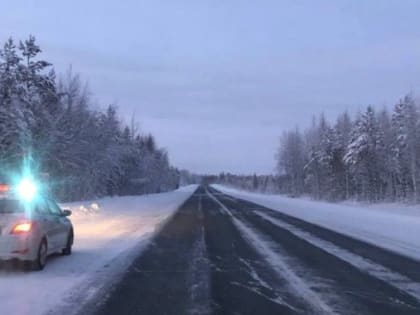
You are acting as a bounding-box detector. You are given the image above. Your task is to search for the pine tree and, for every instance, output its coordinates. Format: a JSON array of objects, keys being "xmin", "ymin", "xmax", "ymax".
[
  {"xmin": 277, "ymin": 128, "xmax": 305, "ymax": 196},
  {"xmin": 391, "ymin": 95, "xmax": 420, "ymax": 201},
  {"xmin": 343, "ymin": 107, "xmax": 386, "ymax": 201}
]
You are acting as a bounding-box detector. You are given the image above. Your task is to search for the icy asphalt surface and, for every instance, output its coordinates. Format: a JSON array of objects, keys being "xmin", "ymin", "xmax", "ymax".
[{"xmin": 85, "ymin": 186, "xmax": 420, "ymax": 315}]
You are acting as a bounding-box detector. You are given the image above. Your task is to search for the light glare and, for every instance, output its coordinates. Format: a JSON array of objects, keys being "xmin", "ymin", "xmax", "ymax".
[{"xmin": 17, "ymin": 178, "xmax": 38, "ymax": 202}]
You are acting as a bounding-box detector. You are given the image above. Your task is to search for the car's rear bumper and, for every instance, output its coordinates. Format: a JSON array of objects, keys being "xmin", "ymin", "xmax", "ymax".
[{"xmin": 0, "ymin": 235, "xmax": 38, "ymax": 261}]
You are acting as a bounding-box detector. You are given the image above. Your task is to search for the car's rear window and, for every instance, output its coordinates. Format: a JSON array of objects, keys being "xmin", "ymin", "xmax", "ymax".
[{"xmin": 0, "ymin": 199, "xmax": 25, "ymax": 213}]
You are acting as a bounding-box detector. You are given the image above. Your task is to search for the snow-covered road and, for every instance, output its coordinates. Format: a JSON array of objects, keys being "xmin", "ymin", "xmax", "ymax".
[
  {"xmin": 93, "ymin": 186, "xmax": 420, "ymax": 315},
  {"xmin": 0, "ymin": 185, "xmax": 197, "ymax": 315}
]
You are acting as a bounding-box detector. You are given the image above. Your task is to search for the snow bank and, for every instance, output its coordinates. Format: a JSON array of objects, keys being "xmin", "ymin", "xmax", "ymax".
[
  {"xmin": 0, "ymin": 185, "xmax": 197, "ymax": 315},
  {"xmin": 212, "ymin": 185, "xmax": 420, "ymax": 261}
]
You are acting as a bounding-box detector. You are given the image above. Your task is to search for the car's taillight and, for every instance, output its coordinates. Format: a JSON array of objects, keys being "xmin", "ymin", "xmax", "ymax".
[
  {"xmin": 11, "ymin": 222, "xmax": 33, "ymax": 234},
  {"xmin": 0, "ymin": 184, "xmax": 9, "ymax": 193}
]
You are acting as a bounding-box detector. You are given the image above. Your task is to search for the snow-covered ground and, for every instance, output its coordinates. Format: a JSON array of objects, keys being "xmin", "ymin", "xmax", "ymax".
[
  {"xmin": 212, "ymin": 185, "xmax": 420, "ymax": 261},
  {"xmin": 0, "ymin": 185, "xmax": 197, "ymax": 315}
]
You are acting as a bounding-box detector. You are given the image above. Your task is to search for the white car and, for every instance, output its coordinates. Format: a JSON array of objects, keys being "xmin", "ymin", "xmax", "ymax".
[{"xmin": 0, "ymin": 196, "xmax": 74, "ymax": 270}]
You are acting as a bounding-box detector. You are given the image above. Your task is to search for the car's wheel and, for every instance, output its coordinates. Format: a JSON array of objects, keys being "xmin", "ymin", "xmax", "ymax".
[
  {"xmin": 62, "ymin": 230, "xmax": 73, "ymax": 256},
  {"xmin": 30, "ymin": 239, "xmax": 48, "ymax": 271}
]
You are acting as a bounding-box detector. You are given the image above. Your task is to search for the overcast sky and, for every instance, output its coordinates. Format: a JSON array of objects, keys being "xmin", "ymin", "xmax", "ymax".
[{"xmin": 2, "ymin": 0, "xmax": 420, "ymax": 174}]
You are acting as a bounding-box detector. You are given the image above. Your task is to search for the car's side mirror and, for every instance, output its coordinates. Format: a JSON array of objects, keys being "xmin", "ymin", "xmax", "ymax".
[{"xmin": 62, "ymin": 209, "xmax": 72, "ymax": 217}]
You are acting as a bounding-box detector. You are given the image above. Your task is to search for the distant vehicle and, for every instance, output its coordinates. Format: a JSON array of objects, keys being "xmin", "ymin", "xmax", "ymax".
[{"xmin": 0, "ymin": 183, "xmax": 73, "ymax": 270}]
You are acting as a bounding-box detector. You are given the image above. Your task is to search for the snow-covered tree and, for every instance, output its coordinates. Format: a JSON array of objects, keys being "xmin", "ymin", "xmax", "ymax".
[
  {"xmin": 277, "ymin": 128, "xmax": 305, "ymax": 196},
  {"xmin": 0, "ymin": 36, "xmax": 180, "ymax": 201},
  {"xmin": 391, "ymin": 95, "xmax": 420, "ymax": 201},
  {"xmin": 271, "ymin": 97, "xmax": 420, "ymax": 203},
  {"xmin": 343, "ymin": 107, "xmax": 387, "ymax": 201}
]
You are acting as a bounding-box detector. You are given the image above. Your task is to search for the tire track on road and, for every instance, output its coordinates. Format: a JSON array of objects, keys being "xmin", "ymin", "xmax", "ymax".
[
  {"xmin": 207, "ymin": 189, "xmax": 343, "ymax": 315},
  {"xmin": 255, "ymin": 210, "xmax": 420, "ymax": 304}
]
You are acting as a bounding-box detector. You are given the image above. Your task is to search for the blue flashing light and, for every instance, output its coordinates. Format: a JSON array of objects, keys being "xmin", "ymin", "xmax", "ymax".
[{"xmin": 17, "ymin": 178, "xmax": 38, "ymax": 203}]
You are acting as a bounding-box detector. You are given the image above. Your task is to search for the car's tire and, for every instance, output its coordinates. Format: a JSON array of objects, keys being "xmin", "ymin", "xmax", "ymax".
[
  {"xmin": 30, "ymin": 239, "xmax": 48, "ymax": 271},
  {"xmin": 62, "ymin": 230, "xmax": 73, "ymax": 256}
]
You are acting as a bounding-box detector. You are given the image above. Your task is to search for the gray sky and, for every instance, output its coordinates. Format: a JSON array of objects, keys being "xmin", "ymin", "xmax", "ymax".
[{"xmin": 2, "ymin": 0, "xmax": 420, "ymax": 174}]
